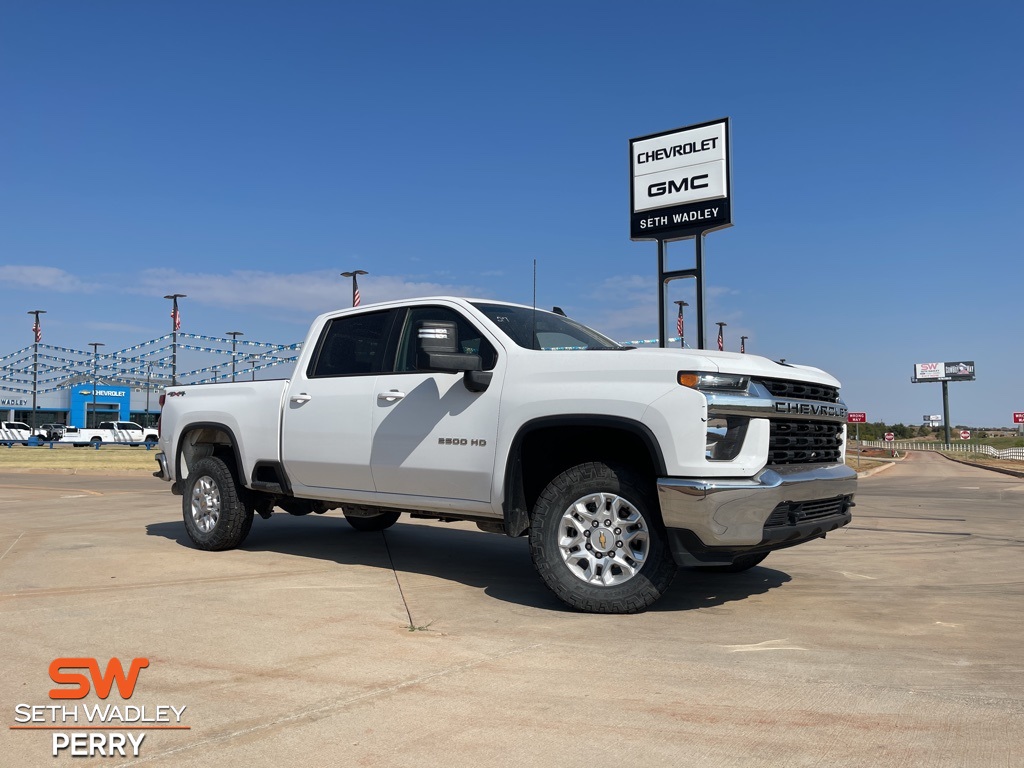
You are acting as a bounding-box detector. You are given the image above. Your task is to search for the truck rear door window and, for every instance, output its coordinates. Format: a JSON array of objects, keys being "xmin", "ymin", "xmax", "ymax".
[{"xmin": 309, "ymin": 311, "xmax": 392, "ymax": 378}]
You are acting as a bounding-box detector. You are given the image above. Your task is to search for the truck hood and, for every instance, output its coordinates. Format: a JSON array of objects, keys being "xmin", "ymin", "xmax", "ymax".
[{"xmin": 539, "ymin": 347, "xmax": 843, "ymax": 389}]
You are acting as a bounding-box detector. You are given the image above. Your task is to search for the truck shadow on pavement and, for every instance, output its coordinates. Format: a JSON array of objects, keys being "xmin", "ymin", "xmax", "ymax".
[{"xmin": 146, "ymin": 513, "xmax": 791, "ymax": 613}]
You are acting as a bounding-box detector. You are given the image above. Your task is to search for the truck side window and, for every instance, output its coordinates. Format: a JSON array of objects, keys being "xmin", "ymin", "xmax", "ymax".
[
  {"xmin": 395, "ymin": 307, "xmax": 497, "ymax": 372},
  {"xmin": 309, "ymin": 311, "xmax": 391, "ymax": 378}
]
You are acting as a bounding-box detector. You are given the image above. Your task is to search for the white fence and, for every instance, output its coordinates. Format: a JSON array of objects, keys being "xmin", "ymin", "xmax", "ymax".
[{"xmin": 861, "ymin": 441, "xmax": 1024, "ymax": 461}]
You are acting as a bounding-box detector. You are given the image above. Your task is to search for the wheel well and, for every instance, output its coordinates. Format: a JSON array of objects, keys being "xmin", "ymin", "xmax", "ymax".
[
  {"xmin": 178, "ymin": 425, "xmax": 241, "ymax": 484},
  {"xmin": 506, "ymin": 421, "xmax": 663, "ymax": 535}
]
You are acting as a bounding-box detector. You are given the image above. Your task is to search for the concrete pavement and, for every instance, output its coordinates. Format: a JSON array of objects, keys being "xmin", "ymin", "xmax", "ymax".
[{"xmin": 1, "ymin": 451, "xmax": 1021, "ymax": 766}]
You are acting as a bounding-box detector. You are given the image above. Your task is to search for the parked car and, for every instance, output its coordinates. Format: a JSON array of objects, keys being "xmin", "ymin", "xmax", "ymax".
[
  {"xmin": 63, "ymin": 421, "xmax": 158, "ymax": 446},
  {"xmin": 34, "ymin": 423, "xmax": 66, "ymax": 441},
  {"xmin": 1, "ymin": 421, "xmax": 32, "ymax": 445},
  {"xmin": 155, "ymin": 296, "xmax": 857, "ymax": 613}
]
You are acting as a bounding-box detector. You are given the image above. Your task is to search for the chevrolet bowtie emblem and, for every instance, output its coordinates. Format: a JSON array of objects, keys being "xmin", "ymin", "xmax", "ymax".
[{"xmin": 598, "ymin": 532, "xmax": 607, "ymax": 549}]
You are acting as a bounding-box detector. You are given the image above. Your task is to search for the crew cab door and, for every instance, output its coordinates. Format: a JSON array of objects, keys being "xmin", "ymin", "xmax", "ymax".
[
  {"xmin": 369, "ymin": 305, "xmax": 502, "ymax": 502},
  {"xmin": 281, "ymin": 309, "xmax": 396, "ymax": 493}
]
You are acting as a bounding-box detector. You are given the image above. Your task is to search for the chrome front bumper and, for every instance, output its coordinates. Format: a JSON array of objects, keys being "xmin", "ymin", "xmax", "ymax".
[{"xmin": 657, "ymin": 463, "xmax": 857, "ymax": 549}]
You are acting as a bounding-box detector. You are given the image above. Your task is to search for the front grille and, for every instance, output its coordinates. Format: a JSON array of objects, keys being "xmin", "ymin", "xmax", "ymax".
[
  {"xmin": 769, "ymin": 421, "xmax": 843, "ymax": 464},
  {"xmin": 758, "ymin": 378, "xmax": 839, "ymax": 403},
  {"xmin": 765, "ymin": 495, "xmax": 853, "ymax": 528}
]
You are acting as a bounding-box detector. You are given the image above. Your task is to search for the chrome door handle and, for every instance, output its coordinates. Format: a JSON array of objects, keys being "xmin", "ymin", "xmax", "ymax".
[
  {"xmin": 377, "ymin": 390, "xmax": 406, "ymax": 402},
  {"xmin": 290, "ymin": 393, "xmax": 312, "ymax": 404}
]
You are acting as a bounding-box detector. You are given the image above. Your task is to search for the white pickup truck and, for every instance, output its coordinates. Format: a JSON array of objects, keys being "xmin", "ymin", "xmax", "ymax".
[
  {"xmin": 155, "ymin": 297, "xmax": 856, "ymax": 613},
  {"xmin": 1, "ymin": 421, "xmax": 32, "ymax": 445},
  {"xmin": 66, "ymin": 421, "xmax": 158, "ymax": 446}
]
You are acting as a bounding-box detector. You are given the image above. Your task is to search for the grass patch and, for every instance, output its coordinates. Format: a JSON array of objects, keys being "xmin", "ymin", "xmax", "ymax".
[{"xmin": 0, "ymin": 444, "xmax": 159, "ymax": 472}]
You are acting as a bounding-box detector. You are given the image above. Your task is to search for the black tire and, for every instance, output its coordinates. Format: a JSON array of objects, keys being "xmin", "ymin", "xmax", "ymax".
[
  {"xmin": 343, "ymin": 510, "xmax": 401, "ymax": 532},
  {"xmin": 694, "ymin": 552, "xmax": 769, "ymax": 573},
  {"xmin": 182, "ymin": 456, "xmax": 253, "ymax": 551},
  {"xmin": 91, "ymin": 437, "xmax": 102, "ymax": 445},
  {"xmin": 529, "ymin": 462, "xmax": 677, "ymax": 614}
]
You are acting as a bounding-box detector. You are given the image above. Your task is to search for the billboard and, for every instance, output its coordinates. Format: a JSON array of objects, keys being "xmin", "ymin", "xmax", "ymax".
[
  {"xmin": 912, "ymin": 361, "xmax": 976, "ymax": 383},
  {"xmin": 630, "ymin": 118, "xmax": 732, "ymax": 240}
]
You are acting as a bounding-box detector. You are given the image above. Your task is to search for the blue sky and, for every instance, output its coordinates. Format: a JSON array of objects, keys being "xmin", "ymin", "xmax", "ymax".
[{"xmin": 1, "ymin": 1, "xmax": 1021, "ymax": 427}]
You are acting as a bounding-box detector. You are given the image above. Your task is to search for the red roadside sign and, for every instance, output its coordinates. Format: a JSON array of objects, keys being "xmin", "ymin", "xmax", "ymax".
[
  {"xmin": 847, "ymin": 412, "xmax": 867, "ymax": 423},
  {"xmin": 960, "ymin": 430, "xmax": 971, "ymax": 440},
  {"xmin": 883, "ymin": 432, "xmax": 895, "ymax": 442},
  {"xmin": 1014, "ymin": 412, "xmax": 1024, "ymax": 424}
]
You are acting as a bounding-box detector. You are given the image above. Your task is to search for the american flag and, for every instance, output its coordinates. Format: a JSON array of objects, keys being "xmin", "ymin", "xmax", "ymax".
[
  {"xmin": 717, "ymin": 326, "xmax": 724, "ymax": 351},
  {"xmin": 676, "ymin": 310, "xmax": 683, "ymax": 338},
  {"xmin": 740, "ymin": 337, "xmax": 745, "ymax": 354},
  {"xmin": 171, "ymin": 306, "xmax": 181, "ymax": 331},
  {"xmin": 352, "ymin": 276, "xmax": 361, "ymax": 307},
  {"xmin": 33, "ymin": 319, "xmax": 41, "ymax": 343}
]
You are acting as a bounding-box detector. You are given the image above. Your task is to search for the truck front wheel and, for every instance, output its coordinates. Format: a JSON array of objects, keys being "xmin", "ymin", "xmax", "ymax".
[
  {"xmin": 529, "ymin": 462, "xmax": 676, "ymax": 614},
  {"xmin": 182, "ymin": 456, "xmax": 253, "ymax": 551}
]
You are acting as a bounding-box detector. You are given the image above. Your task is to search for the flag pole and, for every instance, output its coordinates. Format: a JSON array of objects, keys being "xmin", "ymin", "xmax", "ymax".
[
  {"xmin": 27, "ymin": 310, "xmax": 46, "ymax": 436},
  {"xmin": 164, "ymin": 294, "xmax": 186, "ymax": 385}
]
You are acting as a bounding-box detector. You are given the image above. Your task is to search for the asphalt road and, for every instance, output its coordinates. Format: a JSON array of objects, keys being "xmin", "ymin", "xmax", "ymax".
[{"xmin": 1, "ymin": 452, "xmax": 1021, "ymax": 767}]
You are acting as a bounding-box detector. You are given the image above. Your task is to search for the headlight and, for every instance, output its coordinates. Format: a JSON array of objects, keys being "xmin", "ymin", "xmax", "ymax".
[{"xmin": 677, "ymin": 372, "xmax": 750, "ymax": 392}]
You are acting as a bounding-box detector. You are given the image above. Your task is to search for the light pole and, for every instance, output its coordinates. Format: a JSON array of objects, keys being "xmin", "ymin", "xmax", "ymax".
[
  {"xmin": 212, "ymin": 364, "xmax": 220, "ymax": 383},
  {"xmin": 340, "ymin": 270, "xmax": 368, "ymax": 307},
  {"xmin": 145, "ymin": 363, "xmax": 153, "ymax": 427},
  {"xmin": 250, "ymin": 358, "xmax": 257, "ymax": 381},
  {"xmin": 27, "ymin": 310, "xmax": 46, "ymax": 434},
  {"xmin": 163, "ymin": 294, "xmax": 186, "ymax": 385},
  {"xmin": 673, "ymin": 301, "xmax": 688, "ymax": 349},
  {"xmin": 227, "ymin": 331, "xmax": 244, "ymax": 382},
  {"xmin": 89, "ymin": 342, "xmax": 105, "ymax": 428},
  {"xmin": 716, "ymin": 322, "xmax": 727, "ymax": 352},
  {"xmin": 740, "ymin": 335, "xmax": 748, "ymax": 354}
]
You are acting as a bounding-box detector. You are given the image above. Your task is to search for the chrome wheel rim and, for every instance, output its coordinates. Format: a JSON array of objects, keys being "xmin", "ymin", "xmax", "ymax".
[
  {"xmin": 557, "ymin": 492, "xmax": 649, "ymax": 586},
  {"xmin": 190, "ymin": 475, "xmax": 221, "ymax": 533}
]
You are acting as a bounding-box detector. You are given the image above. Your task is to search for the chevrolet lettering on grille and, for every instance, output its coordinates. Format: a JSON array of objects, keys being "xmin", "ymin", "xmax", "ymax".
[{"xmin": 772, "ymin": 401, "xmax": 848, "ymax": 420}]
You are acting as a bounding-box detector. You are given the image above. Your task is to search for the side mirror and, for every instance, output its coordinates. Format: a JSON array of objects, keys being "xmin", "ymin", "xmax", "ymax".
[
  {"xmin": 416, "ymin": 321, "xmax": 481, "ymax": 372},
  {"xmin": 415, "ymin": 320, "xmax": 492, "ymax": 392}
]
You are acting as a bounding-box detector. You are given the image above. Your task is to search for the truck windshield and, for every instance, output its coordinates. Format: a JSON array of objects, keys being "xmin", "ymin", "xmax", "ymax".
[{"xmin": 471, "ymin": 303, "xmax": 625, "ymax": 351}]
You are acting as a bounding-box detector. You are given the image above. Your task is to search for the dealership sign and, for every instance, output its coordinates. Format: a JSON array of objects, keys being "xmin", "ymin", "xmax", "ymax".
[
  {"xmin": 630, "ymin": 118, "xmax": 732, "ymax": 240},
  {"xmin": 912, "ymin": 361, "xmax": 976, "ymax": 383},
  {"xmin": 1014, "ymin": 412, "xmax": 1024, "ymax": 424}
]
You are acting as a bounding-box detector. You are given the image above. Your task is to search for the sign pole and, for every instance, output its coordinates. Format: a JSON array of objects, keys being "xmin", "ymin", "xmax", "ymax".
[
  {"xmin": 696, "ymin": 233, "xmax": 706, "ymax": 350},
  {"xmin": 657, "ymin": 240, "xmax": 666, "ymax": 349},
  {"xmin": 658, "ymin": 233, "xmax": 708, "ymax": 349},
  {"xmin": 942, "ymin": 380, "xmax": 951, "ymax": 445}
]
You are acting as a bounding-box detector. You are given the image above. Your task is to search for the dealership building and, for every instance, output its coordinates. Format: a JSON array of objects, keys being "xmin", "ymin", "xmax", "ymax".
[{"xmin": 1, "ymin": 384, "xmax": 163, "ymax": 429}]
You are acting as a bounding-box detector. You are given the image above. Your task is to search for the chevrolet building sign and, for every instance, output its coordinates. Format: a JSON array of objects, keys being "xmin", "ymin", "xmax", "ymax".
[{"xmin": 630, "ymin": 118, "xmax": 732, "ymax": 240}]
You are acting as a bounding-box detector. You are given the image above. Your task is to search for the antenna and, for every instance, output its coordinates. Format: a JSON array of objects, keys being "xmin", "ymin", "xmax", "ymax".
[{"xmin": 532, "ymin": 259, "xmax": 538, "ymax": 350}]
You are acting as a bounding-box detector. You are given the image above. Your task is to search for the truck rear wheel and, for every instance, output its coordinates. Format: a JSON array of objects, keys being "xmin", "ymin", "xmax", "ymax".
[
  {"xmin": 182, "ymin": 456, "xmax": 253, "ymax": 551},
  {"xmin": 529, "ymin": 462, "xmax": 676, "ymax": 614}
]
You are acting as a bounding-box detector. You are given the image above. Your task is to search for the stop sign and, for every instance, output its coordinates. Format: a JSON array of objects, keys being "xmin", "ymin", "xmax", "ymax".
[
  {"xmin": 960, "ymin": 430, "xmax": 971, "ymax": 440},
  {"xmin": 884, "ymin": 432, "xmax": 895, "ymax": 442}
]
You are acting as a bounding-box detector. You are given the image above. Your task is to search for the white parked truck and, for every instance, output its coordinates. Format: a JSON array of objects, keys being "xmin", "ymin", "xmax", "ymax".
[
  {"xmin": 154, "ymin": 297, "xmax": 856, "ymax": 613},
  {"xmin": 65, "ymin": 421, "xmax": 158, "ymax": 446},
  {"xmin": 1, "ymin": 421, "xmax": 32, "ymax": 445}
]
